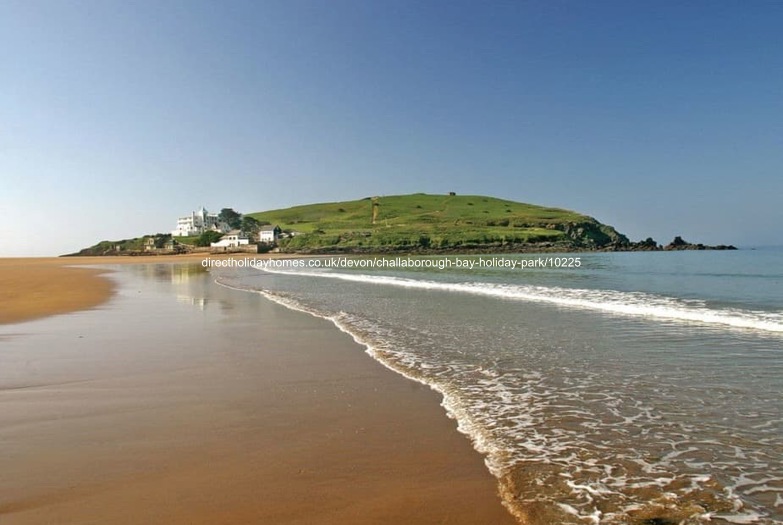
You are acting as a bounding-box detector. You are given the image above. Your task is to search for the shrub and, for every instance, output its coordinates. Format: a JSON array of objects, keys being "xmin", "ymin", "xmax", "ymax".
[{"xmin": 196, "ymin": 230, "xmax": 224, "ymax": 247}]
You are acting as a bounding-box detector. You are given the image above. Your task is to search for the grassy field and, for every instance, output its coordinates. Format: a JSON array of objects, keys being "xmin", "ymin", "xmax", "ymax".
[
  {"xmin": 249, "ymin": 193, "xmax": 618, "ymax": 251},
  {"xmin": 171, "ymin": 236, "xmax": 199, "ymax": 246}
]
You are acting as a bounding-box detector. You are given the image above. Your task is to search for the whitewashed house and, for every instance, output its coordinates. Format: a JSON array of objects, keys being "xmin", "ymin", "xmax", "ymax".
[
  {"xmin": 258, "ymin": 225, "xmax": 282, "ymax": 243},
  {"xmin": 172, "ymin": 207, "xmax": 229, "ymax": 237},
  {"xmin": 210, "ymin": 230, "xmax": 250, "ymax": 248}
]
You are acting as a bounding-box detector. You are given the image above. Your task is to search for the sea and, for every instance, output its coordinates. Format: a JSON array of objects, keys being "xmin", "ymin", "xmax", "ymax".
[{"xmin": 212, "ymin": 248, "xmax": 783, "ymax": 524}]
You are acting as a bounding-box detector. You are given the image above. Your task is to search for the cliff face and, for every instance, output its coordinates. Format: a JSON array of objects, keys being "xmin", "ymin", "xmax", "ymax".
[{"xmin": 558, "ymin": 220, "xmax": 630, "ymax": 249}]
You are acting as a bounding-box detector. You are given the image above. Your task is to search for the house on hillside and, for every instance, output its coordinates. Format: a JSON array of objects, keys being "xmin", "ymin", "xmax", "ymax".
[
  {"xmin": 163, "ymin": 238, "xmax": 184, "ymax": 252},
  {"xmin": 210, "ymin": 230, "xmax": 250, "ymax": 248},
  {"xmin": 143, "ymin": 237, "xmax": 159, "ymax": 252},
  {"xmin": 144, "ymin": 235, "xmax": 184, "ymax": 253},
  {"xmin": 172, "ymin": 207, "xmax": 229, "ymax": 237},
  {"xmin": 258, "ymin": 225, "xmax": 282, "ymax": 244}
]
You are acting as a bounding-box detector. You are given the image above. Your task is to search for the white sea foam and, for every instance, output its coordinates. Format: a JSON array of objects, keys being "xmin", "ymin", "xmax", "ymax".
[
  {"xmin": 215, "ymin": 274, "xmax": 783, "ymax": 524},
  {"xmin": 260, "ymin": 266, "xmax": 783, "ymax": 334},
  {"xmin": 213, "ymin": 276, "xmax": 509, "ymax": 470},
  {"xmin": 710, "ymin": 512, "xmax": 765, "ymax": 524}
]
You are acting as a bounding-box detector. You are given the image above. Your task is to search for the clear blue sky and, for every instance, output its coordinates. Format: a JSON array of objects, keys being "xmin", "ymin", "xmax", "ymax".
[{"xmin": 2, "ymin": 0, "xmax": 781, "ymax": 256}]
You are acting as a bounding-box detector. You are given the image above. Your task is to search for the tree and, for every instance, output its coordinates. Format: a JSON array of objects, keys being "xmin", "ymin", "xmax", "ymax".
[
  {"xmin": 219, "ymin": 208, "xmax": 242, "ymax": 229},
  {"xmin": 241, "ymin": 216, "xmax": 261, "ymax": 235},
  {"xmin": 196, "ymin": 230, "xmax": 224, "ymax": 247}
]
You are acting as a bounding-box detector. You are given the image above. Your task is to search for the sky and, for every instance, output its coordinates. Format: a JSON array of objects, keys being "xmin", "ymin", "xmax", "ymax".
[{"xmin": 1, "ymin": 0, "xmax": 782, "ymax": 256}]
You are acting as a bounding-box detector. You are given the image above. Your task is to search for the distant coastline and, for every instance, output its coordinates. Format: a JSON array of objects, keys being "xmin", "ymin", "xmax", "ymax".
[
  {"xmin": 268, "ymin": 235, "xmax": 737, "ymax": 256},
  {"xmin": 62, "ymin": 238, "xmax": 737, "ymax": 258},
  {"xmin": 66, "ymin": 193, "xmax": 736, "ymax": 257}
]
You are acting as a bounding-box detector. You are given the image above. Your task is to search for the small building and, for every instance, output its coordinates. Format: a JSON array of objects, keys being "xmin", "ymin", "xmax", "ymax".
[
  {"xmin": 143, "ymin": 237, "xmax": 158, "ymax": 252},
  {"xmin": 163, "ymin": 238, "xmax": 183, "ymax": 252},
  {"xmin": 143, "ymin": 236, "xmax": 183, "ymax": 253},
  {"xmin": 210, "ymin": 230, "xmax": 250, "ymax": 248},
  {"xmin": 258, "ymin": 225, "xmax": 282, "ymax": 244}
]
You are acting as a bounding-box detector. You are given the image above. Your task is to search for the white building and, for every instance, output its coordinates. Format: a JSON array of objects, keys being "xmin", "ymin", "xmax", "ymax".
[
  {"xmin": 210, "ymin": 230, "xmax": 250, "ymax": 248},
  {"xmin": 258, "ymin": 225, "xmax": 281, "ymax": 243},
  {"xmin": 172, "ymin": 207, "xmax": 229, "ymax": 237}
]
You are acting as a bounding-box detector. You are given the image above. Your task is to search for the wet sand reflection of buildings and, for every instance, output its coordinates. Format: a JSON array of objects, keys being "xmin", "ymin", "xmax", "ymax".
[{"xmin": 139, "ymin": 264, "xmax": 210, "ymax": 310}]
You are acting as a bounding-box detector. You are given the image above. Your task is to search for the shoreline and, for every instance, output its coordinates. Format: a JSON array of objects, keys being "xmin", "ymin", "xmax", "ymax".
[
  {"xmin": 0, "ymin": 260, "xmax": 516, "ymax": 524},
  {"xmin": 0, "ymin": 246, "xmax": 741, "ymax": 325},
  {"xmin": 0, "ymin": 258, "xmax": 115, "ymax": 324},
  {"xmin": 252, "ymin": 286, "xmax": 526, "ymax": 522},
  {"xmin": 0, "ymin": 254, "xmax": 282, "ymax": 325}
]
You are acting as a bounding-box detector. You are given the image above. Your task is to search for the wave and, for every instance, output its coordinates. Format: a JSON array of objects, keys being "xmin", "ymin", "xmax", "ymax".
[
  {"xmin": 259, "ymin": 267, "xmax": 783, "ymax": 334},
  {"xmin": 215, "ymin": 275, "xmax": 782, "ymax": 524}
]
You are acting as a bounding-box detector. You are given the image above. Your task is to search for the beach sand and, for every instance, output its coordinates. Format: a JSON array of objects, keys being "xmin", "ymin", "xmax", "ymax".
[
  {"xmin": 0, "ymin": 258, "xmax": 115, "ymax": 324},
  {"xmin": 0, "ymin": 260, "xmax": 516, "ymax": 524},
  {"xmin": 0, "ymin": 254, "xmax": 281, "ymax": 324}
]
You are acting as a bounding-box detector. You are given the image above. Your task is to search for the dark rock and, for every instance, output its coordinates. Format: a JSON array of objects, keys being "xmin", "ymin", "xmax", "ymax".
[
  {"xmin": 631, "ymin": 237, "xmax": 660, "ymax": 251},
  {"xmin": 663, "ymin": 236, "xmax": 736, "ymax": 251},
  {"xmin": 558, "ymin": 220, "xmax": 630, "ymax": 249}
]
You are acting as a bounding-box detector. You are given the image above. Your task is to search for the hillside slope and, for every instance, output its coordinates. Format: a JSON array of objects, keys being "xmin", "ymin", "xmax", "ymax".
[{"xmin": 249, "ymin": 193, "xmax": 629, "ymax": 252}]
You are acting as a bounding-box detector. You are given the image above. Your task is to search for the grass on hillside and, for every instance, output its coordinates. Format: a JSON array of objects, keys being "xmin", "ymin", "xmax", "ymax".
[
  {"xmin": 172, "ymin": 236, "xmax": 199, "ymax": 246},
  {"xmin": 71, "ymin": 233, "xmax": 198, "ymax": 256},
  {"xmin": 249, "ymin": 193, "xmax": 591, "ymax": 250}
]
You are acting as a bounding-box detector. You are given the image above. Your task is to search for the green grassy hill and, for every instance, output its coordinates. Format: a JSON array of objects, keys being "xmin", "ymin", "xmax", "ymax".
[
  {"xmin": 65, "ymin": 233, "xmax": 194, "ymax": 256},
  {"xmin": 249, "ymin": 193, "xmax": 629, "ymax": 252}
]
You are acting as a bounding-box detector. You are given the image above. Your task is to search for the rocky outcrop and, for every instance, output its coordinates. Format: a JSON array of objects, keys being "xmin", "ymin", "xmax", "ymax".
[
  {"xmin": 557, "ymin": 220, "xmax": 631, "ymax": 249},
  {"xmin": 662, "ymin": 236, "xmax": 737, "ymax": 251},
  {"xmin": 630, "ymin": 237, "xmax": 661, "ymax": 251},
  {"xmin": 541, "ymin": 223, "xmax": 738, "ymax": 252}
]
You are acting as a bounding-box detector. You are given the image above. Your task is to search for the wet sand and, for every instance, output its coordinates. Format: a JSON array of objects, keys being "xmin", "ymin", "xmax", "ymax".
[
  {"xmin": 0, "ymin": 254, "xmax": 278, "ymax": 324},
  {"xmin": 0, "ymin": 258, "xmax": 115, "ymax": 324},
  {"xmin": 0, "ymin": 262, "xmax": 516, "ymax": 524}
]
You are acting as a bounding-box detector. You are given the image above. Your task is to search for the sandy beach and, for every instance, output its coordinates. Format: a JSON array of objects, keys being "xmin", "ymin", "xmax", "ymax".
[
  {"xmin": 0, "ymin": 258, "xmax": 515, "ymax": 524},
  {"xmin": 0, "ymin": 258, "xmax": 115, "ymax": 324},
  {"xmin": 0, "ymin": 254, "xmax": 277, "ymax": 324}
]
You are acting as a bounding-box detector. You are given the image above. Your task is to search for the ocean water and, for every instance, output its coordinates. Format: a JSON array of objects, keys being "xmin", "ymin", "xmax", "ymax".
[{"xmin": 214, "ymin": 249, "xmax": 783, "ymax": 524}]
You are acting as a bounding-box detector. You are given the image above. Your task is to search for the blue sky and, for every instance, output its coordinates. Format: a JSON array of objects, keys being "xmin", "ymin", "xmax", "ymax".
[{"xmin": 2, "ymin": 0, "xmax": 781, "ymax": 256}]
